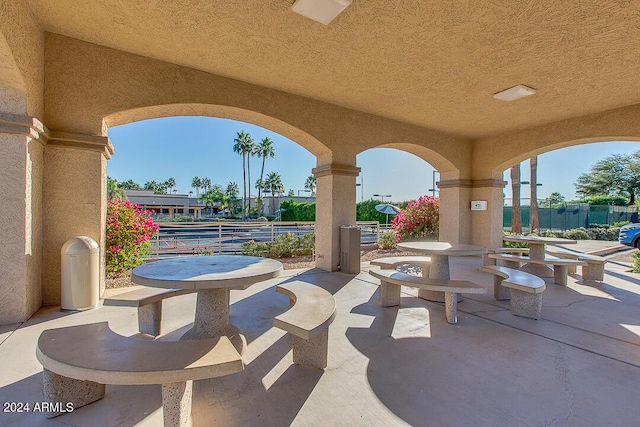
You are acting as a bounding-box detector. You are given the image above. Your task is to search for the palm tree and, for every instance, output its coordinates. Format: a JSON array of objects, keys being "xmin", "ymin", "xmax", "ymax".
[
  {"xmin": 510, "ymin": 165, "xmax": 522, "ymax": 234},
  {"xmin": 191, "ymin": 176, "xmax": 202, "ymax": 198},
  {"xmin": 304, "ymin": 175, "xmax": 316, "ymax": 196},
  {"xmin": 225, "ymin": 182, "xmax": 239, "ymax": 215},
  {"xmin": 233, "ymin": 131, "xmax": 254, "ymax": 220},
  {"xmin": 264, "ymin": 171, "xmax": 284, "ymax": 215},
  {"xmin": 246, "ymin": 139, "xmax": 257, "ymax": 218},
  {"xmin": 165, "ymin": 177, "xmax": 176, "ymax": 194},
  {"xmin": 256, "ymin": 137, "xmax": 276, "ymax": 216},
  {"xmin": 201, "ymin": 177, "xmax": 212, "ymax": 193},
  {"xmin": 530, "ymin": 156, "xmax": 539, "ymax": 232}
]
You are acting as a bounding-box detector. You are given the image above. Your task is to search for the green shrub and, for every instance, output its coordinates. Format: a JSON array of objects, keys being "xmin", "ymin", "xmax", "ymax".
[
  {"xmin": 632, "ymin": 252, "xmax": 640, "ymax": 273},
  {"xmin": 574, "ymin": 195, "xmax": 629, "ymax": 206},
  {"xmin": 613, "ymin": 221, "xmax": 631, "ymax": 228},
  {"xmin": 502, "ymin": 231, "xmax": 529, "ymax": 248},
  {"xmin": 280, "ymin": 200, "xmax": 316, "ymax": 221},
  {"xmin": 241, "ymin": 240, "xmax": 269, "ymax": 257},
  {"xmin": 562, "ymin": 228, "xmax": 591, "ymax": 240},
  {"xmin": 378, "ymin": 231, "xmax": 397, "ymax": 249},
  {"xmin": 297, "ymin": 232, "xmax": 315, "ymax": 256},
  {"xmin": 586, "ymin": 225, "xmax": 620, "ymax": 241}
]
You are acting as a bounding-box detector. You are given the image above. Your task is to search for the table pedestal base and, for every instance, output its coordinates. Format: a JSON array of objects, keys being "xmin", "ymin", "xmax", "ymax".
[
  {"xmin": 418, "ymin": 254, "xmax": 463, "ymax": 303},
  {"xmin": 180, "ymin": 288, "xmax": 246, "ymax": 355},
  {"xmin": 520, "ymin": 263, "xmax": 553, "ymax": 278}
]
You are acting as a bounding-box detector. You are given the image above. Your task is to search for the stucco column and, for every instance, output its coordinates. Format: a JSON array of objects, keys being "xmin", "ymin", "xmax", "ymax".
[
  {"xmin": 437, "ymin": 179, "xmax": 473, "ymax": 244},
  {"xmin": 470, "ymin": 179, "xmax": 507, "ymax": 249},
  {"xmin": 0, "ymin": 113, "xmax": 46, "ymax": 323},
  {"xmin": 42, "ymin": 131, "xmax": 114, "ymax": 305},
  {"xmin": 312, "ymin": 163, "xmax": 361, "ymax": 271}
]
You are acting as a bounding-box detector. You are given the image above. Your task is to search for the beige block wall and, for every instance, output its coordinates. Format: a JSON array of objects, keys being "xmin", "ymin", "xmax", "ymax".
[
  {"xmin": 438, "ymin": 185, "xmax": 472, "ymax": 244},
  {"xmin": 42, "ymin": 145, "xmax": 106, "ymax": 305}
]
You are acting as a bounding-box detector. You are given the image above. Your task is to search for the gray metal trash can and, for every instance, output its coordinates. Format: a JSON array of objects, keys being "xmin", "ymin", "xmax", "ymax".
[
  {"xmin": 340, "ymin": 225, "xmax": 361, "ymax": 274},
  {"xmin": 61, "ymin": 236, "xmax": 100, "ymax": 311}
]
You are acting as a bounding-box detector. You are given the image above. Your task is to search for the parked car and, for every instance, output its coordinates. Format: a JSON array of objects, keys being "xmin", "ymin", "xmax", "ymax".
[{"xmin": 618, "ymin": 223, "xmax": 640, "ymax": 248}]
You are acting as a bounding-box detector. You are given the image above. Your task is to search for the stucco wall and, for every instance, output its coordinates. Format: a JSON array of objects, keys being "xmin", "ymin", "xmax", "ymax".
[
  {"xmin": 43, "ymin": 33, "xmax": 472, "ymax": 175},
  {"xmin": 42, "ymin": 145, "xmax": 106, "ymax": 305}
]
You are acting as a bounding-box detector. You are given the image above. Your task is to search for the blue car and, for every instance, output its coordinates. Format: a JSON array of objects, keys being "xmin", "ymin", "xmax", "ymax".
[{"xmin": 618, "ymin": 223, "xmax": 640, "ymax": 248}]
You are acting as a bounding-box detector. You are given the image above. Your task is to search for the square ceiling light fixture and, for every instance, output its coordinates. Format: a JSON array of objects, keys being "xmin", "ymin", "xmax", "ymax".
[
  {"xmin": 493, "ymin": 84, "xmax": 537, "ymax": 101},
  {"xmin": 292, "ymin": 0, "xmax": 353, "ymax": 25}
]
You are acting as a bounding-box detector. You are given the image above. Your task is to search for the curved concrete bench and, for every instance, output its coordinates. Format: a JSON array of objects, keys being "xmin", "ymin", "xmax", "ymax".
[
  {"xmin": 483, "ymin": 247, "xmax": 530, "ymax": 267},
  {"xmin": 480, "ymin": 265, "xmax": 546, "ymax": 319},
  {"xmin": 36, "ymin": 322, "xmax": 243, "ymax": 426},
  {"xmin": 273, "ymin": 281, "xmax": 336, "ymax": 369},
  {"xmin": 369, "ymin": 268, "xmax": 486, "ymax": 324},
  {"xmin": 546, "ymin": 249, "xmax": 607, "ymax": 281},
  {"xmin": 104, "ymin": 288, "xmax": 196, "ymax": 336},
  {"xmin": 370, "ymin": 256, "xmax": 431, "ymax": 276},
  {"xmin": 488, "ymin": 253, "xmax": 586, "ymax": 285}
]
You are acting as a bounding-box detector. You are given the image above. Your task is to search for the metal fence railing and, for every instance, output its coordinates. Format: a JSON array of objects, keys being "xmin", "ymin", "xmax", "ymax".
[{"xmin": 149, "ymin": 221, "xmax": 381, "ymax": 257}]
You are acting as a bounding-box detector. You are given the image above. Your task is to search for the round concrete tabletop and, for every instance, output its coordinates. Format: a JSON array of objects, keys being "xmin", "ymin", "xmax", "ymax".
[
  {"xmin": 503, "ymin": 235, "xmax": 577, "ymax": 245},
  {"xmin": 131, "ymin": 255, "xmax": 284, "ymax": 290},
  {"xmin": 397, "ymin": 242, "xmax": 487, "ymax": 256}
]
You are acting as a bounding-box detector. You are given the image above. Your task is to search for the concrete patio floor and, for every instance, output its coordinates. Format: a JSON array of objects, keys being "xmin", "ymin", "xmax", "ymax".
[{"xmin": 1, "ymin": 243, "xmax": 639, "ymax": 426}]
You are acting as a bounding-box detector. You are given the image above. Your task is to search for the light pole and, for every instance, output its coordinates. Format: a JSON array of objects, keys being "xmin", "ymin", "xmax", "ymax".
[
  {"xmin": 356, "ymin": 176, "xmax": 364, "ymax": 202},
  {"xmin": 428, "ymin": 170, "xmax": 439, "ymax": 197},
  {"xmin": 521, "ymin": 181, "xmax": 542, "ymax": 231},
  {"xmin": 373, "ymin": 194, "xmax": 392, "ymax": 203}
]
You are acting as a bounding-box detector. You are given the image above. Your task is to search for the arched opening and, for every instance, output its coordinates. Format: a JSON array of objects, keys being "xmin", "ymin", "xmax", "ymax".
[{"xmin": 500, "ymin": 140, "xmax": 640, "ymax": 233}]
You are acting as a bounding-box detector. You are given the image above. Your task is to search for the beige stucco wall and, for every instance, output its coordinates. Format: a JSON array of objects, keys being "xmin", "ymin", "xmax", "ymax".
[
  {"xmin": 0, "ymin": 0, "xmax": 45, "ymax": 323},
  {"xmin": 42, "ymin": 144, "xmax": 107, "ymax": 304}
]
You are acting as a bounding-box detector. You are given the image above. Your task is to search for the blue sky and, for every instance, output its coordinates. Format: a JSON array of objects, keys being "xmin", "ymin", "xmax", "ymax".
[{"xmin": 107, "ymin": 116, "xmax": 640, "ymax": 203}]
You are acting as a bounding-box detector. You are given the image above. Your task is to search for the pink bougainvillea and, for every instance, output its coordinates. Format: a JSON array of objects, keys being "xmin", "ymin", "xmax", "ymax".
[
  {"xmin": 391, "ymin": 195, "xmax": 439, "ymax": 242},
  {"xmin": 106, "ymin": 199, "xmax": 159, "ymax": 278}
]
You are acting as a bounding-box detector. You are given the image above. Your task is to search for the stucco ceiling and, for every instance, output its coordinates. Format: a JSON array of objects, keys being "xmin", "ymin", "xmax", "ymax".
[{"xmin": 25, "ymin": 0, "xmax": 640, "ymax": 138}]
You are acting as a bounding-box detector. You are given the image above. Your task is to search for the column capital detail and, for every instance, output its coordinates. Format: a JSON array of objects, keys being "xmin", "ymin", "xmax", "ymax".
[
  {"xmin": 0, "ymin": 112, "xmax": 49, "ymax": 144},
  {"xmin": 438, "ymin": 179, "xmax": 507, "ymax": 189},
  {"xmin": 312, "ymin": 163, "xmax": 361, "ymax": 178},
  {"xmin": 48, "ymin": 130, "xmax": 115, "ymax": 159}
]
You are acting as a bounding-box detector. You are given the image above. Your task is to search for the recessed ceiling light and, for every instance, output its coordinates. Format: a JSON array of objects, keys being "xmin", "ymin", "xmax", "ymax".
[
  {"xmin": 292, "ymin": 0, "xmax": 352, "ymax": 25},
  {"xmin": 493, "ymin": 84, "xmax": 537, "ymax": 102}
]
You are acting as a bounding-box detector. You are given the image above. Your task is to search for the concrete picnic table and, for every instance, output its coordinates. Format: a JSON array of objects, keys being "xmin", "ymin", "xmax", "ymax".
[
  {"xmin": 502, "ymin": 235, "xmax": 577, "ymax": 278},
  {"xmin": 396, "ymin": 242, "xmax": 487, "ymax": 302},
  {"xmin": 131, "ymin": 255, "xmax": 283, "ymax": 353}
]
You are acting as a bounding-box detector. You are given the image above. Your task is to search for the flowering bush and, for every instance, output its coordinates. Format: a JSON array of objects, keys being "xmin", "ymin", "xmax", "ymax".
[
  {"xmin": 106, "ymin": 199, "xmax": 159, "ymax": 278},
  {"xmin": 391, "ymin": 195, "xmax": 439, "ymax": 242}
]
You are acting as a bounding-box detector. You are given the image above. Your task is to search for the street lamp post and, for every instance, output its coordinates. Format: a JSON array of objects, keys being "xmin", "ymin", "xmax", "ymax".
[
  {"xmin": 521, "ymin": 181, "xmax": 542, "ymax": 231},
  {"xmin": 373, "ymin": 194, "xmax": 392, "ymax": 203},
  {"xmin": 428, "ymin": 170, "xmax": 439, "ymax": 197},
  {"xmin": 356, "ymin": 176, "xmax": 364, "ymax": 202}
]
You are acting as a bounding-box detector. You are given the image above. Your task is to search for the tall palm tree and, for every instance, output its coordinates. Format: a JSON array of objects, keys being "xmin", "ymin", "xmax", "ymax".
[
  {"xmin": 233, "ymin": 131, "xmax": 254, "ymax": 220},
  {"xmin": 201, "ymin": 177, "xmax": 212, "ymax": 193},
  {"xmin": 225, "ymin": 182, "xmax": 239, "ymax": 215},
  {"xmin": 530, "ymin": 156, "xmax": 539, "ymax": 232},
  {"xmin": 510, "ymin": 164, "xmax": 522, "ymax": 234},
  {"xmin": 165, "ymin": 177, "xmax": 176, "ymax": 194},
  {"xmin": 191, "ymin": 176, "xmax": 202, "ymax": 198},
  {"xmin": 246, "ymin": 139, "xmax": 257, "ymax": 218},
  {"xmin": 304, "ymin": 175, "xmax": 316, "ymax": 196},
  {"xmin": 256, "ymin": 137, "xmax": 276, "ymax": 216},
  {"xmin": 264, "ymin": 171, "xmax": 284, "ymax": 215}
]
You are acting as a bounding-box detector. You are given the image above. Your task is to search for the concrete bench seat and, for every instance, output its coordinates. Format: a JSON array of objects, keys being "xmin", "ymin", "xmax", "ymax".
[
  {"xmin": 487, "ymin": 253, "xmax": 586, "ymax": 285},
  {"xmin": 480, "ymin": 265, "xmax": 546, "ymax": 319},
  {"xmin": 370, "ymin": 256, "xmax": 431, "ymax": 276},
  {"xmin": 483, "ymin": 247, "xmax": 529, "ymax": 267},
  {"xmin": 103, "ymin": 288, "xmax": 196, "ymax": 336},
  {"xmin": 368, "ymin": 268, "xmax": 486, "ymax": 324},
  {"xmin": 36, "ymin": 321, "xmax": 243, "ymax": 426},
  {"xmin": 273, "ymin": 281, "xmax": 336, "ymax": 369},
  {"xmin": 546, "ymin": 249, "xmax": 607, "ymax": 281}
]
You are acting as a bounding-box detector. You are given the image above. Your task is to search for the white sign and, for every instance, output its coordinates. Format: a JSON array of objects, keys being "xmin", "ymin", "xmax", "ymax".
[{"xmin": 471, "ymin": 201, "xmax": 487, "ymax": 211}]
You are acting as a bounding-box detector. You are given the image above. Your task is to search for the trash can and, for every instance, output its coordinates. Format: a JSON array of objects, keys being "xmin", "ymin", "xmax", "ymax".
[
  {"xmin": 61, "ymin": 236, "xmax": 99, "ymax": 311},
  {"xmin": 340, "ymin": 225, "xmax": 361, "ymax": 274}
]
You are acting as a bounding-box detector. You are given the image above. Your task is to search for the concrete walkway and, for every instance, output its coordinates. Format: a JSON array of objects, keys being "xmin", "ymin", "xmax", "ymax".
[{"xmin": 1, "ymin": 243, "xmax": 639, "ymax": 426}]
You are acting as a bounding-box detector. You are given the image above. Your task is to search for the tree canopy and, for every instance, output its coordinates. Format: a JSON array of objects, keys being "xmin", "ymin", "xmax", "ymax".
[{"xmin": 574, "ymin": 152, "xmax": 640, "ymax": 205}]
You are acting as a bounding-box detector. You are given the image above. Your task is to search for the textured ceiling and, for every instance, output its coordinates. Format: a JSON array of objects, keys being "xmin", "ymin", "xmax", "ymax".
[{"xmin": 25, "ymin": 0, "xmax": 640, "ymax": 138}]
